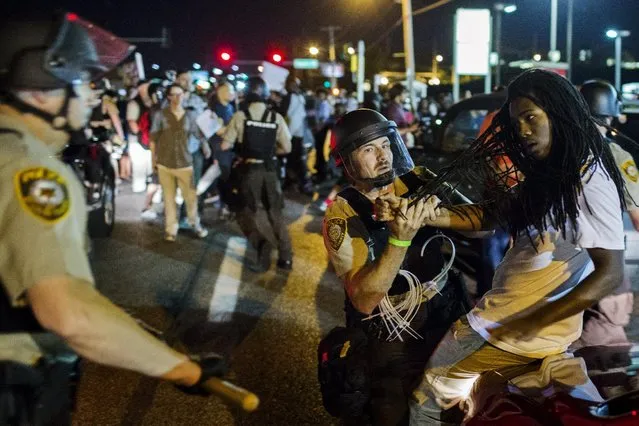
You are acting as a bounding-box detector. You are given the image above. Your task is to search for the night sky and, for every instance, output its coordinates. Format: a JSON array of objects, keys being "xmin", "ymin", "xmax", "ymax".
[{"xmin": 4, "ymin": 0, "xmax": 639, "ymax": 79}]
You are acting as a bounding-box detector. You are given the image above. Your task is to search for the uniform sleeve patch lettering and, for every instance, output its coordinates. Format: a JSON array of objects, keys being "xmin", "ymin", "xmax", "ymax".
[
  {"xmin": 14, "ymin": 167, "xmax": 71, "ymax": 223},
  {"xmin": 621, "ymin": 159, "xmax": 638, "ymax": 183},
  {"xmin": 326, "ymin": 217, "xmax": 347, "ymax": 251}
]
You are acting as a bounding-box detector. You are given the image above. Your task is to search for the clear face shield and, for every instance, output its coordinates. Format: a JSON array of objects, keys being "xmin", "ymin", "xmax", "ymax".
[
  {"xmin": 46, "ymin": 14, "xmax": 133, "ymax": 85},
  {"xmin": 339, "ymin": 122, "xmax": 414, "ymax": 188}
]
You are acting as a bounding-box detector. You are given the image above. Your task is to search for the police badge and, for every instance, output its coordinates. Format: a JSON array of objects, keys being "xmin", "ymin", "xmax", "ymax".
[{"xmin": 326, "ymin": 218, "xmax": 347, "ymax": 251}]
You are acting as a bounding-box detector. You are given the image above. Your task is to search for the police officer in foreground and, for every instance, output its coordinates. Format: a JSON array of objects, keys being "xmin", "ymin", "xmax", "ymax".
[
  {"xmin": 0, "ymin": 14, "xmax": 224, "ymax": 425},
  {"xmin": 321, "ymin": 109, "xmax": 470, "ymax": 425},
  {"xmin": 572, "ymin": 79, "xmax": 637, "ymax": 349},
  {"xmin": 221, "ymin": 77, "xmax": 293, "ymax": 272}
]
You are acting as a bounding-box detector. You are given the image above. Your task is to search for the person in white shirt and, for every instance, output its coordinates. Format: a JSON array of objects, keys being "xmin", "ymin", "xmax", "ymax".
[
  {"xmin": 402, "ymin": 70, "xmax": 626, "ymax": 424},
  {"xmin": 282, "ymin": 76, "xmax": 313, "ymax": 194}
]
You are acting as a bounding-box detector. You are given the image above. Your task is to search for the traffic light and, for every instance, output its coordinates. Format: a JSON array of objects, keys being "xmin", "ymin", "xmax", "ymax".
[
  {"xmin": 323, "ymin": 80, "xmax": 331, "ymax": 89},
  {"xmin": 271, "ymin": 52, "xmax": 283, "ymax": 64},
  {"xmin": 220, "ymin": 51, "xmax": 231, "ymax": 62}
]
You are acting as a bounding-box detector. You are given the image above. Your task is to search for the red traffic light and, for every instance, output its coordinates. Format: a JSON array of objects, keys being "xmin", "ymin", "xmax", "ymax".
[
  {"xmin": 220, "ymin": 51, "xmax": 231, "ymax": 62},
  {"xmin": 271, "ymin": 53, "xmax": 283, "ymax": 63}
]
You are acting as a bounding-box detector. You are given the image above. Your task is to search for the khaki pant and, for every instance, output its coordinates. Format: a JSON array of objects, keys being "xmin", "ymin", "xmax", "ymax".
[
  {"xmin": 157, "ymin": 165, "xmax": 199, "ymax": 236},
  {"xmin": 409, "ymin": 317, "xmax": 600, "ymax": 425}
]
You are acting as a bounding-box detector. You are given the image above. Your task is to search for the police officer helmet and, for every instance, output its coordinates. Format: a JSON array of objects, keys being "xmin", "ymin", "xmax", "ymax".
[
  {"xmin": 0, "ymin": 13, "xmax": 133, "ymax": 135},
  {"xmin": 0, "ymin": 13, "xmax": 133, "ymax": 91},
  {"xmin": 245, "ymin": 77, "xmax": 269, "ymax": 102},
  {"xmin": 331, "ymin": 108, "xmax": 414, "ymax": 187},
  {"xmin": 580, "ymin": 79, "xmax": 621, "ymax": 118}
]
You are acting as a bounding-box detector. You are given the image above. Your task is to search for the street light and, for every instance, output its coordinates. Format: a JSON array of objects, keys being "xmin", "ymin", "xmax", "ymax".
[
  {"xmin": 493, "ymin": 3, "xmax": 517, "ymax": 87},
  {"xmin": 533, "ymin": 53, "xmax": 542, "ymax": 61},
  {"xmin": 309, "ymin": 46, "xmax": 319, "ymax": 56},
  {"xmin": 606, "ymin": 29, "xmax": 631, "ymax": 92},
  {"xmin": 435, "ymin": 54, "xmax": 443, "ymax": 63}
]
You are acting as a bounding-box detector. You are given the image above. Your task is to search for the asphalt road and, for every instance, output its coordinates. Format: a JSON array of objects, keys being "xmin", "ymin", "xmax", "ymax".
[{"xmin": 72, "ymin": 176, "xmax": 639, "ymax": 426}]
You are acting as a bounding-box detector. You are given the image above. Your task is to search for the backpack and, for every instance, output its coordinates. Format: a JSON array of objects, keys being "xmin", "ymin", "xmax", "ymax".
[{"xmin": 317, "ymin": 326, "xmax": 371, "ymax": 418}]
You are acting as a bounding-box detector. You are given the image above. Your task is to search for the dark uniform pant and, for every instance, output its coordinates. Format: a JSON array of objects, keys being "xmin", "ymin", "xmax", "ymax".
[
  {"xmin": 285, "ymin": 136, "xmax": 312, "ymax": 193},
  {"xmin": 0, "ymin": 360, "xmax": 77, "ymax": 426},
  {"xmin": 346, "ymin": 274, "xmax": 470, "ymax": 426},
  {"xmin": 236, "ymin": 164, "xmax": 292, "ymax": 260}
]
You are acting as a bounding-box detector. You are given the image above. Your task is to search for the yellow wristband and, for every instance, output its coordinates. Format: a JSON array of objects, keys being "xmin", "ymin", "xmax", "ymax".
[{"xmin": 388, "ymin": 236, "xmax": 411, "ymax": 247}]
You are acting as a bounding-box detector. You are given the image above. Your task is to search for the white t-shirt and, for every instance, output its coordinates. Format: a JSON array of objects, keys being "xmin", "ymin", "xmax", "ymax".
[
  {"xmin": 286, "ymin": 93, "xmax": 307, "ymax": 138},
  {"xmin": 467, "ymin": 163, "xmax": 624, "ymax": 358}
]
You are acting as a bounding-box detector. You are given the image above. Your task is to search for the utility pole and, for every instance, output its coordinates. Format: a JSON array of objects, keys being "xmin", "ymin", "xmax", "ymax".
[
  {"xmin": 566, "ymin": 0, "xmax": 574, "ymax": 80},
  {"xmin": 357, "ymin": 40, "xmax": 366, "ymax": 103},
  {"xmin": 321, "ymin": 25, "xmax": 341, "ymax": 88},
  {"xmin": 549, "ymin": 0, "xmax": 559, "ymax": 61},
  {"xmin": 494, "ymin": 8, "xmax": 503, "ymax": 87},
  {"xmin": 400, "ymin": 0, "xmax": 416, "ymax": 110}
]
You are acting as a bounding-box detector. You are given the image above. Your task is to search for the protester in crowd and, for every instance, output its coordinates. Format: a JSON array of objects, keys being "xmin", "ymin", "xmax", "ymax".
[{"xmin": 150, "ymin": 84, "xmax": 210, "ymax": 242}]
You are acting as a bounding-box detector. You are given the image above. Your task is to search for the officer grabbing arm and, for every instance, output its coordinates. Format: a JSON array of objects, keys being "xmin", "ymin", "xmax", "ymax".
[
  {"xmin": 221, "ymin": 77, "xmax": 293, "ymax": 272},
  {"xmin": 572, "ymin": 79, "xmax": 636, "ymax": 349},
  {"xmin": 580, "ymin": 79, "xmax": 639, "ymax": 230},
  {"xmin": 0, "ymin": 14, "xmax": 223, "ymax": 424},
  {"xmin": 321, "ymin": 109, "xmax": 470, "ymax": 424}
]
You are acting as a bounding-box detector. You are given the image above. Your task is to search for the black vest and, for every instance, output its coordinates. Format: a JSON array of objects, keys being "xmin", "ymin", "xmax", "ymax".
[
  {"xmin": 239, "ymin": 105, "xmax": 278, "ymax": 162},
  {"xmin": 340, "ymin": 171, "xmax": 447, "ymax": 330}
]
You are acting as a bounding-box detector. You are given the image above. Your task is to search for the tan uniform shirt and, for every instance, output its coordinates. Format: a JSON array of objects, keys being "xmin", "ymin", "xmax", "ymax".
[
  {"xmin": 322, "ymin": 171, "xmax": 418, "ymax": 281},
  {"xmin": 223, "ymin": 102, "xmax": 292, "ymax": 155},
  {"xmin": 609, "ymin": 142, "xmax": 639, "ymax": 211},
  {"xmin": 0, "ymin": 113, "xmax": 93, "ymax": 364}
]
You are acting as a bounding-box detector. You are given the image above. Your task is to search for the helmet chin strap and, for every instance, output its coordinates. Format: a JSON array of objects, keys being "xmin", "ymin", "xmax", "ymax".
[
  {"xmin": 365, "ymin": 171, "xmax": 395, "ymax": 188},
  {"xmin": 349, "ymin": 168, "xmax": 395, "ymax": 189},
  {"xmin": 6, "ymin": 85, "xmax": 80, "ymax": 135}
]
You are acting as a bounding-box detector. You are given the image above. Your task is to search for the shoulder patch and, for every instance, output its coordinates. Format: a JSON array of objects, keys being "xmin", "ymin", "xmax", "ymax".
[
  {"xmin": 326, "ymin": 217, "xmax": 347, "ymax": 251},
  {"xmin": 13, "ymin": 167, "xmax": 71, "ymax": 223},
  {"xmin": 621, "ymin": 159, "xmax": 638, "ymax": 183}
]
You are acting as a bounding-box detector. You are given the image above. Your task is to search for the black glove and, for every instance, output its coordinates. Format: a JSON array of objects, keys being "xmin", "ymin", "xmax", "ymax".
[{"xmin": 176, "ymin": 353, "xmax": 228, "ymax": 396}]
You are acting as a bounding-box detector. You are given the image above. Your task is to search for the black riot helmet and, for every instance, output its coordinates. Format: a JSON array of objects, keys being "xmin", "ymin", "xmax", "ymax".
[
  {"xmin": 0, "ymin": 13, "xmax": 133, "ymax": 90},
  {"xmin": 331, "ymin": 108, "xmax": 414, "ymax": 187},
  {"xmin": 580, "ymin": 79, "xmax": 622, "ymax": 118},
  {"xmin": 0, "ymin": 12, "xmax": 134, "ymax": 134},
  {"xmin": 245, "ymin": 76, "xmax": 269, "ymax": 103}
]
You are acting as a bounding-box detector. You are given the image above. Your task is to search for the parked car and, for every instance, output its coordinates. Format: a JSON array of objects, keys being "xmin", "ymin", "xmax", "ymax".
[{"xmin": 432, "ymin": 91, "xmax": 506, "ymax": 153}]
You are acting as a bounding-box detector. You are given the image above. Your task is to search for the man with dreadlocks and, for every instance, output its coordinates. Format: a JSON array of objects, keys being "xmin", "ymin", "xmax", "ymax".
[{"xmin": 405, "ymin": 69, "xmax": 626, "ymax": 425}]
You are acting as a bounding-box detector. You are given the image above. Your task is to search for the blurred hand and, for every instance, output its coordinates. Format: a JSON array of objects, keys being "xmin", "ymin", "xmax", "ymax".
[
  {"xmin": 202, "ymin": 142, "xmax": 212, "ymax": 159},
  {"xmin": 174, "ymin": 353, "xmax": 228, "ymax": 396}
]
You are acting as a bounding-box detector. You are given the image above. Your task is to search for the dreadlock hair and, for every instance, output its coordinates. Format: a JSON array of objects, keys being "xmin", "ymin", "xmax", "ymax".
[{"xmin": 413, "ymin": 69, "xmax": 626, "ymax": 242}]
